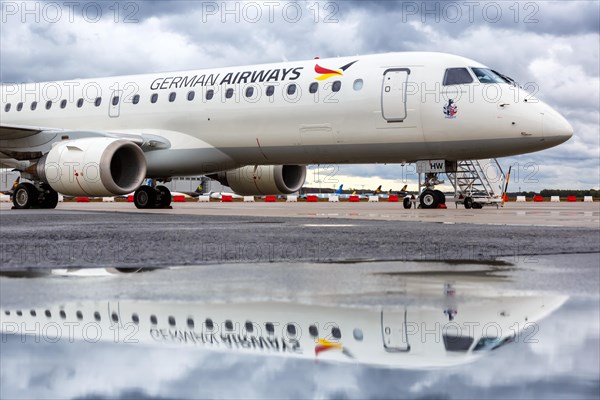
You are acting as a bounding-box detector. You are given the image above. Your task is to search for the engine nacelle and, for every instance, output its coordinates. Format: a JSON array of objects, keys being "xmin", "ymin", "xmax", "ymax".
[
  {"xmin": 35, "ymin": 138, "xmax": 147, "ymax": 197},
  {"xmin": 209, "ymin": 165, "xmax": 306, "ymax": 196}
]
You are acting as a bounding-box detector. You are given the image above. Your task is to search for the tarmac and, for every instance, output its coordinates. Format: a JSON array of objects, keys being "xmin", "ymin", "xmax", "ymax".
[{"xmin": 0, "ymin": 201, "xmax": 598, "ymax": 270}]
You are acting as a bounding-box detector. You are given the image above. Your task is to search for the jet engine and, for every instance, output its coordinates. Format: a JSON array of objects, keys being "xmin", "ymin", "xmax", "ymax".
[
  {"xmin": 32, "ymin": 137, "xmax": 147, "ymax": 197},
  {"xmin": 208, "ymin": 165, "xmax": 306, "ymax": 195}
]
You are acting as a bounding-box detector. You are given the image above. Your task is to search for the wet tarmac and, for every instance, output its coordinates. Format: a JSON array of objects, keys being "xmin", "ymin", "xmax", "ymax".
[{"xmin": 0, "ymin": 203, "xmax": 598, "ymax": 399}]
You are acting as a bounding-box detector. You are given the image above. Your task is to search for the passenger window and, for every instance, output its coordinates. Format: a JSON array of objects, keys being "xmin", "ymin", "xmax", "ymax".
[
  {"xmin": 225, "ymin": 88, "xmax": 234, "ymax": 99},
  {"xmin": 59, "ymin": 310, "xmax": 66, "ymax": 319},
  {"xmin": 266, "ymin": 85, "xmax": 274, "ymax": 96},
  {"xmin": 353, "ymin": 79, "xmax": 363, "ymax": 91},
  {"xmin": 4, "ymin": 103, "xmax": 10, "ymax": 112},
  {"xmin": 225, "ymin": 320, "xmax": 233, "ymax": 330},
  {"xmin": 309, "ymin": 325, "xmax": 318, "ymax": 337},
  {"xmin": 331, "ymin": 327, "xmax": 341, "ymax": 339},
  {"xmin": 46, "ymin": 100, "xmax": 52, "ymax": 110},
  {"xmin": 60, "ymin": 99, "xmax": 67, "ymax": 109},
  {"xmin": 287, "ymin": 84, "xmax": 296, "ymax": 95},
  {"xmin": 205, "ymin": 318, "xmax": 214, "ymax": 330},
  {"xmin": 187, "ymin": 318, "xmax": 195, "ymax": 329},
  {"xmin": 94, "ymin": 97, "xmax": 101, "ymax": 107},
  {"xmin": 151, "ymin": 93, "xmax": 158, "ymax": 103},
  {"xmin": 150, "ymin": 315, "xmax": 157, "ymax": 324},
  {"xmin": 265, "ymin": 322, "xmax": 274, "ymax": 333},
  {"xmin": 44, "ymin": 309, "xmax": 51, "ymax": 317},
  {"xmin": 309, "ymin": 82, "xmax": 318, "ymax": 94},
  {"xmin": 168, "ymin": 316, "xmax": 176, "ymax": 326},
  {"xmin": 94, "ymin": 312, "xmax": 101, "ymax": 321},
  {"xmin": 31, "ymin": 101, "xmax": 37, "ymax": 111},
  {"xmin": 245, "ymin": 321, "xmax": 254, "ymax": 333},
  {"xmin": 17, "ymin": 102, "xmax": 23, "ymax": 111},
  {"xmin": 245, "ymin": 86, "xmax": 254, "ymax": 98},
  {"xmin": 111, "ymin": 313, "xmax": 119, "ymax": 323},
  {"xmin": 77, "ymin": 98, "xmax": 84, "ymax": 108},
  {"xmin": 76, "ymin": 311, "xmax": 83, "ymax": 320},
  {"xmin": 169, "ymin": 92, "xmax": 176, "ymax": 102},
  {"xmin": 332, "ymin": 80, "xmax": 341, "ymax": 92},
  {"xmin": 132, "ymin": 313, "xmax": 139, "ymax": 324},
  {"xmin": 30, "ymin": 310, "xmax": 37, "ymax": 317},
  {"xmin": 443, "ymin": 68, "xmax": 474, "ymax": 85},
  {"xmin": 132, "ymin": 94, "xmax": 140, "ymax": 104},
  {"xmin": 187, "ymin": 91, "xmax": 195, "ymax": 101},
  {"xmin": 206, "ymin": 89, "xmax": 214, "ymax": 100},
  {"xmin": 112, "ymin": 96, "xmax": 119, "ymax": 106}
]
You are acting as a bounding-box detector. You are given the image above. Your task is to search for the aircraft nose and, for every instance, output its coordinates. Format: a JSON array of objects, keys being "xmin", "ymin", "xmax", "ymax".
[{"xmin": 543, "ymin": 107, "xmax": 574, "ymax": 145}]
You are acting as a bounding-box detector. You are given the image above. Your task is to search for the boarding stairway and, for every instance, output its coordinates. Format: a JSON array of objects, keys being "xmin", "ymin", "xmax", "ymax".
[{"xmin": 446, "ymin": 159, "xmax": 506, "ymax": 207}]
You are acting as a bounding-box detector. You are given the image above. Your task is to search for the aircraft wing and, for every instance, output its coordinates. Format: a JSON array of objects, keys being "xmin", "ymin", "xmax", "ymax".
[{"xmin": 0, "ymin": 123, "xmax": 171, "ymax": 166}]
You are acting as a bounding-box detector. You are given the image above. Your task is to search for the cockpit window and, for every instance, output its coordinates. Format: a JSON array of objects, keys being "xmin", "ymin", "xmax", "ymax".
[
  {"xmin": 443, "ymin": 334, "xmax": 474, "ymax": 352},
  {"xmin": 473, "ymin": 335, "xmax": 516, "ymax": 351},
  {"xmin": 471, "ymin": 68, "xmax": 506, "ymax": 84},
  {"xmin": 443, "ymin": 68, "xmax": 474, "ymax": 85}
]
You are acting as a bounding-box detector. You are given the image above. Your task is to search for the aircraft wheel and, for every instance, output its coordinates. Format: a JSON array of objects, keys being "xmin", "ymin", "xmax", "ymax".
[
  {"xmin": 39, "ymin": 188, "xmax": 59, "ymax": 209},
  {"xmin": 434, "ymin": 190, "xmax": 446, "ymax": 205},
  {"xmin": 134, "ymin": 186, "xmax": 157, "ymax": 209},
  {"xmin": 156, "ymin": 185, "xmax": 172, "ymax": 208},
  {"xmin": 12, "ymin": 183, "xmax": 38, "ymax": 209},
  {"xmin": 464, "ymin": 196, "xmax": 473, "ymax": 209},
  {"xmin": 403, "ymin": 196, "xmax": 412, "ymax": 209},
  {"xmin": 420, "ymin": 189, "xmax": 438, "ymax": 209}
]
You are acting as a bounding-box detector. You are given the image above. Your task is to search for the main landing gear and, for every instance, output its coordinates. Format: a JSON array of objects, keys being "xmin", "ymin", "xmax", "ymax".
[
  {"xmin": 12, "ymin": 182, "xmax": 59, "ymax": 209},
  {"xmin": 133, "ymin": 185, "xmax": 172, "ymax": 209}
]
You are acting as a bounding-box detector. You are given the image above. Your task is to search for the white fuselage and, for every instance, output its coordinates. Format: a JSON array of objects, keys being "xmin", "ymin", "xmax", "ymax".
[{"xmin": 0, "ymin": 52, "xmax": 573, "ymax": 177}]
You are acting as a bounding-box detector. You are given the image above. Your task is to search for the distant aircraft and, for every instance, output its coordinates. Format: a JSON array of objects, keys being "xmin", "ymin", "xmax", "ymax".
[{"xmin": 1, "ymin": 52, "xmax": 572, "ymax": 210}]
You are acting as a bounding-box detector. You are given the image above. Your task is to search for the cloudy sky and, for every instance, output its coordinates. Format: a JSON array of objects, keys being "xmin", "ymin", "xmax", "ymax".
[{"xmin": 1, "ymin": 1, "xmax": 598, "ymax": 191}]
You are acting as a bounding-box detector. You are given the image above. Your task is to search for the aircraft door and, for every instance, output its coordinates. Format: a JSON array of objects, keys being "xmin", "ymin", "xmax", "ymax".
[
  {"xmin": 109, "ymin": 90, "xmax": 122, "ymax": 118},
  {"xmin": 381, "ymin": 308, "xmax": 411, "ymax": 352},
  {"xmin": 381, "ymin": 68, "xmax": 410, "ymax": 122}
]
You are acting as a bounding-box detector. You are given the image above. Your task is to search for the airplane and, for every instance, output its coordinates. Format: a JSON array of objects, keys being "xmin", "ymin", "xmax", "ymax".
[
  {"xmin": 0, "ymin": 52, "xmax": 573, "ymax": 210},
  {"xmin": 301, "ymin": 183, "xmax": 344, "ymax": 199},
  {"xmin": 0, "ymin": 289, "xmax": 567, "ymax": 369}
]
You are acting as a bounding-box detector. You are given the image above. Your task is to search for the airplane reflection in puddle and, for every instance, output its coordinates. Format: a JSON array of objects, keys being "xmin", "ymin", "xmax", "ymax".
[{"xmin": 0, "ymin": 280, "xmax": 566, "ymax": 369}]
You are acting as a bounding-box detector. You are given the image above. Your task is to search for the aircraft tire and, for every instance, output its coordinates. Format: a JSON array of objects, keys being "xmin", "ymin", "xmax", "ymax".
[
  {"xmin": 12, "ymin": 183, "xmax": 38, "ymax": 209},
  {"xmin": 403, "ymin": 197, "xmax": 412, "ymax": 209},
  {"xmin": 420, "ymin": 189, "xmax": 438, "ymax": 209},
  {"xmin": 156, "ymin": 185, "xmax": 172, "ymax": 208},
  {"xmin": 464, "ymin": 196, "xmax": 473, "ymax": 209},
  {"xmin": 39, "ymin": 189, "xmax": 59, "ymax": 209},
  {"xmin": 434, "ymin": 190, "xmax": 446, "ymax": 205},
  {"xmin": 134, "ymin": 186, "xmax": 157, "ymax": 209}
]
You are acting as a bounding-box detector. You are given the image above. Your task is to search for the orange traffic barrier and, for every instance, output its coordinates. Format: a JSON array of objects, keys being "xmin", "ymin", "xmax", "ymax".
[
  {"xmin": 76, "ymin": 197, "xmax": 89, "ymax": 202},
  {"xmin": 265, "ymin": 195, "xmax": 277, "ymax": 202},
  {"xmin": 349, "ymin": 195, "xmax": 360, "ymax": 202},
  {"xmin": 127, "ymin": 195, "xmax": 134, "ymax": 202},
  {"xmin": 388, "ymin": 195, "xmax": 399, "ymax": 202},
  {"xmin": 533, "ymin": 195, "xmax": 543, "ymax": 202},
  {"xmin": 306, "ymin": 195, "xmax": 318, "ymax": 202},
  {"xmin": 173, "ymin": 195, "xmax": 186, "ymax": 202},
  {"xmin": 221, "ymin": 195, "xmax": 233, "ymax": 202},
  {"xmin": 437, "ymin": 203, "xmax": 447, "ymax": 209},
  {"xmin": 567, "ymin": 196, "xmax": 577, "ymax": 202}
]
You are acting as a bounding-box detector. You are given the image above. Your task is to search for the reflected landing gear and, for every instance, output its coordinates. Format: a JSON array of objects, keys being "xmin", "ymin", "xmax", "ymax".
[
  {"xmin": 133, "ymin": 184, "xmax": 172, "ymax": 209},
  {"xmin": 12, "ymin": 182, "xmax": 59, "ymax": 209}
]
